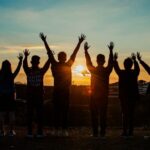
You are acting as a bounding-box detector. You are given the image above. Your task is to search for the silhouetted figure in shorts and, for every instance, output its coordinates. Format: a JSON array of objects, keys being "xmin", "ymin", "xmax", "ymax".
[{"xmin": 0, "ymin": 54, "xmax": 23, "ymax": 137}]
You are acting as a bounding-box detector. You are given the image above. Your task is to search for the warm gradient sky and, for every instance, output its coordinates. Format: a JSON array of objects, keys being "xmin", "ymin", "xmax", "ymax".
[{"xmin": 0, "ymin": 0, "xmax": 149, "ymax": 85}]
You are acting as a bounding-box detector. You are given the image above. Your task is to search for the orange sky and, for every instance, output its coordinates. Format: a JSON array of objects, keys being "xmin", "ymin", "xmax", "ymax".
[
  {"xmin": 0, "ymin": 0, "xmax": 150, "ymax": 85},
  {"xmin": 14, "ymin": 62, "xmax": 150, "ymax": 86}
]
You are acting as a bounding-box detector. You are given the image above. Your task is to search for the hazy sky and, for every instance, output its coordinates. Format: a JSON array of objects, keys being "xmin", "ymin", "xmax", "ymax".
[{"xmin": 0, "ymin": 0, "xmax": 149, "ymax": 85}]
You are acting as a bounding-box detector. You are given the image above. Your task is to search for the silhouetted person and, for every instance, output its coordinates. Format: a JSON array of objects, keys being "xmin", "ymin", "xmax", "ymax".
[
  {"xmin": 84, "ymin": 42, "xmax": 114, "ymax": 138},
  {"xmin": 114, "ymin": 53, "xmax": 140, "ymax": 137},
  {"xmin": 137, "ymin": 52, "xmax": 150, "ymax": 138},
  {"xmin": 40, "ymin": 33, "xmax": 85, "ymax": 136},
  {"xmin": 23, "ymin": 49, "xmax": 50, "ymax": 138},
  {"xmin": 0, "ymin": 54, "xmax": 23, "ymax": 137},
  {"xmin": 137, "ymin": 52, "xmax": 150, "ymax": 95}
]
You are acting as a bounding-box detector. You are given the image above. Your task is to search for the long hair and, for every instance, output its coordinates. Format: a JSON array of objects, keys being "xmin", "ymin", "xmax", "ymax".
[{"xmin": 0, "ymin": 60, "xmax": 12, "ymax": 78}]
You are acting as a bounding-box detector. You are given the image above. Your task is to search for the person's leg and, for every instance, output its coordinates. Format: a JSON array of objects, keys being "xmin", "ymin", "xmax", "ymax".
[
  {"xmin": 121, "ymin": 99, "xmax": 128, "ymax": 136},
  {"xmin": 144, "ymin": 94, "xmax": 150, "ymax": 138},
  {"xmin": 0, "ymin": 112, "xmax": 5, "ymax": 135},
  {"xmin": 62, "ymin": 91, "xmax": 70, "ymax": 130},
  {"xmin": 0, "ymin": 94, "xmax": 6, "ymax": 134},
  {"xmin": 62, "ymin": 103, "xmax": 69, "ymax": 130},
  {"xmin": 61, "ymin": 91, "xmax": 70, "ymax": 136},
  {"xmin": 27, "ymin": 98, "xmax": 34, "ymax": 135},
  {"xmin": 8, "ymin": 112, "xmax": 15, "ymax": 131},
  {"xmin": 36, "ymin": 95, "xmax": 44, "ymax": 135},
  {"xmin": 53, "ymin": 103, "xmax": 61, "ymax": 130},
  {"xmin": 53, "ymin": 91, "xmax": 61, "ymax": 130},
  {"xmin": 128, "ymin": 101, "xmax": 135, "ymax": 136},
  {"xmin": 0, "ymin": 112, "xmax": 5, "ymax": 137},
  {"xmin": 8, "ymin": 112, "xmax": 16, "ymax": 136},
  {"xmin": 100, "ymin": 98, "xmax": 108, "ymax": 137},
  {"xmin": 90, "ymin": 98, "xmax": 99, "ymax": 136},
  {"xmin": 146, "ymin": 95, "xmax": 150, "ymax": 127},
  {"xmin": 8, "ymin": 94, "xmax": 16, "ymax": 133}
]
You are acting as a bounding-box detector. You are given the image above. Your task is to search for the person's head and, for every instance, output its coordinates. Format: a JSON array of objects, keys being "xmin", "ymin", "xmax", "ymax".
[
  {"xmin": 96, "ymin": 54, "xmax": 105, "ymax": 66},
  {"xmin": 124, "ymin": 57, "xmax": 133, "ymax": 70},
  {"xmin": 58, "ymin": 51, "xmax": 67, "ymax": 63},
  {"xmin": 31, "ymin": 55, "xmax": 40, "ymax": 67},
  {"xmin": 1, "ymin": 60, "xmax": 12, "ymax": 75}
]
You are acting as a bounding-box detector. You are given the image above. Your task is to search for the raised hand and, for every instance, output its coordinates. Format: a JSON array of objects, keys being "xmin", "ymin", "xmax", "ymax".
[
  {"xmin": 79, "ymin": 34, "xmax": 86, "ymax": 43},
  {"xmin": 131, "ymin": 53, "xmax": 136, "ymax": 61},
  {"xmin": 108, "ymin": 41, "xmax": 114, "ymax": 51},
  {"xmin": 84, "ymin": 42, "xmax": 90, "ymax": 51},
  {"xmin": 40, "ymin": 32, "xmax": 47, "ymax": 42},
  {"xmin": 114, "ymin": 52, "xmax": 118, "ymax": 61},
  {"xmin": 18, "ymin": 53, "xmax": 23, "ymax": 60},
  {"xmin": 23, "ymin": 49, "xmax": 30, "ymax": 57},
  {"xmin": 137, "ymin": 52, "xmax": 142, "ymax": 61}
]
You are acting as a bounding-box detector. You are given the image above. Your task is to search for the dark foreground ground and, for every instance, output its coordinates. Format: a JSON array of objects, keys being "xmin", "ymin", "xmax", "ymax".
[{"xmin": 0, "ymin": 127, "xmax": 150, "ymax": 150}]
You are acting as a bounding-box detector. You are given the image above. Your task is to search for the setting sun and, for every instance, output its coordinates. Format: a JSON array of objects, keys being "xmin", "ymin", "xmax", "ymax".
[{"xmin": 74, "ymin": 65, "xmax": 85, "ymax": 73}]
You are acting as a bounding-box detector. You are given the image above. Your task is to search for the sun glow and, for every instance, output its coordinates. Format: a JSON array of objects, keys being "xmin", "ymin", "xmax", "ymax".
[
  {"xmin": 74, "ymin": 65, "xmax": 85, "ymax": 73},
  {"xmin": 73, "ymin": 65, "xmax": 90, "ymax": 78}
]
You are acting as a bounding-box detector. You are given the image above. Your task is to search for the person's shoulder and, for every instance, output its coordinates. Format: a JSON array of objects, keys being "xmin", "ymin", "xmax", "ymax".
[
  {"xmin": 52, "ymin": 61, "xmax": 59, "ymax": 66},
  {"xmin": 56, "ymin": 62, "xmax": 67, "ymax": 66},
  {"xmin": 132, "ymin": 69, "xmax": 139, "ymax": 75},
  {"xmin": 27, "ymin": 67, "xmax": 32, "ymax": 71},
  {"xmin": 39, "ymin": 67, "xmax": 44, "ymax": 72},
  {"xmin": 28, "ymin": 67, "xmax": 40, "ymax": 73},
  {"xmin": 89, "ymin": 65, "xmax": 96, "ymax": 71},
  {"xmin": 65, "ymin": 61, "xmax": 72, "ymax": 66},
  {"xmin": 51, "ymin": 63, "xmax": 59, "ymax": 71},
  {"xmin": 117, "ymin": 69, "xmax": 124, "ymax": 75},
  {"xmin": 95, "ymin": 66, "xmax": 100, "ymax": 69}
]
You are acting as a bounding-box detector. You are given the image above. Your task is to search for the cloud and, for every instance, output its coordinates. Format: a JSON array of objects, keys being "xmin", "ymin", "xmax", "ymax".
[
  {"xmin": 0, "ymin": 44, "xmax": 59, "ymax": 53},
  {"xmin": 0, "ymin": 1, "xmax": 150, "ymax": 65},
  {"xmin": 0, "ymin": 1, "xmax": 131, "ymax": 33}
]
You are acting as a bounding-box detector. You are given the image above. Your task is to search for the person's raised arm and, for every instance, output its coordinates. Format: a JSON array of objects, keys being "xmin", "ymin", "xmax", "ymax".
[
  {"xmin": 13, "ymin": 53, "xmax": 23, "ymax": 79},
  {"xmin": 42, "ymin": 55, "xmax": 51, "ymax": 75},
  {"xmin": 106, "ymin": 42, "xmax": 114, "ymax": 73},
  {"xmin": 40, "ymin": 32, "xmax": 56, "ymax": 64},
  {"xmin": 137, "ymin": 52, "xmax": 150, "ymax": 75},
  {"xmin": 67, "ymin": 34, "xmax": 86, "ymax": 66},
  {"xmin": 84, "ymin": 42, "xmax": 94, "ymax": 72},
  {"xmin": 131, "ymin": 53, "xmax": 140, "ymax": 76},
  {"xmin": 23, "ymin": 49, "xmax": 30, "ymax": 74},
  {"xmin": 113, "ymin": 52, "xmax": 121, "ymax": 75}
]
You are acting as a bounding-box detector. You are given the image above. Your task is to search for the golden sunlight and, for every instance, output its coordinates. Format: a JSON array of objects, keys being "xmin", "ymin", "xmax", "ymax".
[{"xmin": 74, "ymin": 65, "xmax": 85, "ymax": 73}]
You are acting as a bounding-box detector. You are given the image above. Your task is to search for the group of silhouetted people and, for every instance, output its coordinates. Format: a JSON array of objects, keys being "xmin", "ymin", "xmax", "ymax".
[{"xmin": 0, "ymin": 33, "xmax": 150, "ymax": 140}]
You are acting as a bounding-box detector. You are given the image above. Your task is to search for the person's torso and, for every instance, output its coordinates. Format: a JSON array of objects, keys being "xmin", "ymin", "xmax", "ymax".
[
  {"xmin": 51, "ymin": 62, "xmax": 71, "ymax": 89},
  {"xmin": 27, "ymin": 68, "xmax": 44, "ymax": 89},
  {"xmin": 91, "ymin": 66, "xmax": 110, "ymax": 95},
  {"xmin": 0, "ymin": 73, "xmax": 15, "ymax": 95},
  {"xmin": 119, "ymin": 70, "xmax": 139, "ymax": 97}
]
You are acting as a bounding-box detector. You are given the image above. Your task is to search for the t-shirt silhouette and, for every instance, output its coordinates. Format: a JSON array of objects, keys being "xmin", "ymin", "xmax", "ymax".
[
  {"xmin": 114, "ymin": 60, "xmax": 140, "ymax": 100},
  {"xmin": 51, "ymin": 62, "xmax": 72, "ymax": 90},
  {"xmin": 85, "ymin": 51, "xmax": 113, "ymax": 98}
]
